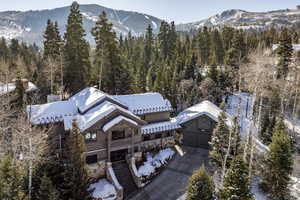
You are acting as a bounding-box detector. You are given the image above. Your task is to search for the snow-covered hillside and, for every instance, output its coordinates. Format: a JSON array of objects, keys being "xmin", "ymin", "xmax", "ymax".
[
  {"xmin": 177, "ymin": 7, "xmax": 300, "ymax": 31},
  {"xmin": 0, "ymin": 4, "xmax": 162, "ymax": 45}
]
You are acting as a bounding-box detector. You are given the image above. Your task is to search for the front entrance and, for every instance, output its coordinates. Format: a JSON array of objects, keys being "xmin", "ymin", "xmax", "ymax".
[{"xmin": 111, "ymin": 149, "xmax": 128, "ymax": 162}]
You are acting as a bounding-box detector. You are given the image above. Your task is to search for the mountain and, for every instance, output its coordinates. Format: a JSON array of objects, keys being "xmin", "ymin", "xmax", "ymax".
[
  {"xmin": 177, "ymin": 7, "xmax": 300, "ymax": 31},
  {"xmin": 0, "ymin": 4, "xmax": 162, "ymax": 45}
]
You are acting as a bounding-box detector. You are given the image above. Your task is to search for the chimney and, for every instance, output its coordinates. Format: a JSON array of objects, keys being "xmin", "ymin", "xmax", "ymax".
[{"xmin": 297, "ymin": 5, "xmax": 300, "ymax": 10}]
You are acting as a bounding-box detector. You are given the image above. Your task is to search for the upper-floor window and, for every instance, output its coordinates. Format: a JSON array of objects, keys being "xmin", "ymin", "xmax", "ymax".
[
  {"xmin": 85, "ymin": 132, "xmax": 97, "ymax": 142},
  {"xmin": 86, "ymin": 154, "xmax": 97, "ymax": 164},
  {"xmin": 155, "ymin": 133, "xmax": 162, "ymax": 139},
  {"xmin": 112, "ymin": 130, "xmax": 125, "ymax": 140}
]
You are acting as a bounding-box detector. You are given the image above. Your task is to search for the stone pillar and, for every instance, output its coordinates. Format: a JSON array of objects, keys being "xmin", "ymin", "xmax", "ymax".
[{"xmin": 107, "ymin": 131, "xmax": 111, "ymax": 162}]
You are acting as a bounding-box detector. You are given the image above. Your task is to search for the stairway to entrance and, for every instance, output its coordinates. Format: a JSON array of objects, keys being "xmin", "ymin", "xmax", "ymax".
[{"xmin": 113, "ymin": 162, "xmax": 138, "ymax": 199}]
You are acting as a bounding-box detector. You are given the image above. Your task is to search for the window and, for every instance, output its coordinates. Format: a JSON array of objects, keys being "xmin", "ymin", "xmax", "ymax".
[
  {"xmin": 166, "ymin": 131, "xmax": 172, "ymax": 137},
  {"xmin": 112, "ymin": 130, "xmax": 125, "ymax": 140},
  {"xmin": 85, "ymin": 132, "xmax": 97, "ymax": 141},
  {"xmin": 155, "ymin": 133, "xmax": 162, "ymax": 139},
  {"xmin": 143, "ymin": 135, "xmax": 151, "ymax": 141},
  {"xmin": 134, "ymin": 146, "xmax": 139, "ymax": 152},
  {"xmin": 86, "ymin": 154, "xmax": 97, "ymax": 164}
]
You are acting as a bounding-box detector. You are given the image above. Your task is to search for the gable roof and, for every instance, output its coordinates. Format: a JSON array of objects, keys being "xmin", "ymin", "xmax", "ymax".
[
  {"xmin": 103, "ymin": 115, "xmax": 139, "ymax": 132},
  {"xmin": 175, "ymin": 100, "xmax": 233, "ymax": 127},
  {"xmin": 27, "ymin": 100, "xmax": 78, "ymax": 125},
  {"xmin": 69, "ymin": 87, "xmax": 126, "ymax": 114},
  {"xmin": 65, "ymin": 101, "xmax": 142, "ymax": 132},
  {"xmin": 113, "ymin": 93, "xmax": 173, "ymax": 115}
]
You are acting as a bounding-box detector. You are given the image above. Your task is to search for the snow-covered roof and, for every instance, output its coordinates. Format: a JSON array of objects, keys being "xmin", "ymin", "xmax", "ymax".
[
  {"xmin": 69, "ymin": 87, "xmax": 122, "ymax": 114},
  {"xmin": 0, "ymin": 81, "xmax": 38, "ymax": 96},
  {"xmin": 272, "ymin": 44, "xmax": 300, "ymax": 51},
  {"xmin": 175, "ymin": 100, "xmax": 233, "ymax": 127},
  {"xmin": 113, "ymin": 93, "xmax": 172, "ymax": 115},
  {"xmin": 142, "ymin": 118, "xmax": 181, "ymax": 134},
  {"xmin": 103, "ymin": 115, "xmax": 138, "ymax": 132},
  {"xmin": 66, "ymin": 101, "xmax": 141, "ymax": 132},
  {"xmin": 27, "ymin": 100, "xmax": 78, "ymax": 125}
]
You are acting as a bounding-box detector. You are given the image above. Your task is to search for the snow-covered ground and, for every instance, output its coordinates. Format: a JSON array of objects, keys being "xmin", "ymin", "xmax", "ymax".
[
  {"xmin": 89, "ymin": 179, "xmax": 117, "ymax": 200},
  {"xmin": 138, "ymin": 148, "xmax": 175, "ymax": 177}
]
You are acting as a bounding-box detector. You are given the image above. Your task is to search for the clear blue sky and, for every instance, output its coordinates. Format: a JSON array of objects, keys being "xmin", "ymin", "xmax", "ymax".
[{"xmin": 1, "ymin": 0, "xmax": 299, "ymax": 23}]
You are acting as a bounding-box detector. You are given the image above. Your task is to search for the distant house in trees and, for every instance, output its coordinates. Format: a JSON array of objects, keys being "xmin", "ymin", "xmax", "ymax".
[
  {"xmin": 26, "ymin": 87, "xmax": 230, "ymax": 199},
  {"xmin": 0, "ymin": 79, "xmax": 38, "ymax": 96},
  {"xmin": 272, "ymin": 44, "xmax": 300, "ymax": 52}
]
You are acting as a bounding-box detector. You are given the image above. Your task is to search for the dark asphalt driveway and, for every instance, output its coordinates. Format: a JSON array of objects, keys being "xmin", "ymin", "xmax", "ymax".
[{"xmin": 129, "ymin": 146, "xmax": 209, "ymax": 200}]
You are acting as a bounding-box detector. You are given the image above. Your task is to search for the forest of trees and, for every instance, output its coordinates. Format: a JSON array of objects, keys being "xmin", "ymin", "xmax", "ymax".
[{"xmin": 1, "ymin": 1, "xmax": 300, "ymax": 199}]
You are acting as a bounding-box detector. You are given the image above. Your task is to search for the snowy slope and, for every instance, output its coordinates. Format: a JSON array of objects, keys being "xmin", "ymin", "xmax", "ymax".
[
  {"xmin": 177, "ymin": 8, "xmax": 300, "ymax": 31},
  {"xmin": 0, "ymin": 4, "xmax": 162, "ymax": 45}
]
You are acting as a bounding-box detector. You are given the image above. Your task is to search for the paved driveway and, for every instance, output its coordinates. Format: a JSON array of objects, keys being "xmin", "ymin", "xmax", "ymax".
[{"xmin": 129, "ymin": 146, "xmax": 209, "ymax": 200}]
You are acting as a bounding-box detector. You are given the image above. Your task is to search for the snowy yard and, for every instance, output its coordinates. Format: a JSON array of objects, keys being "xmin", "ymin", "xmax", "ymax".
[
  {"xmin": 137, "ymin": 148, "xmax": 175, "ymax": 179},
  {"xmin": 89, "ymin": 179, "xmax": 117, "ymax": 200}
]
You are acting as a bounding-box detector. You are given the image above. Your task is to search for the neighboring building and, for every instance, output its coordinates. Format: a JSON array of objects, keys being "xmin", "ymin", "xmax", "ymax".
[
  {"xmin": 272, "ymin": 44, "xmax": 300, "ymax": 52},
  {"xmin": 26, "ymin": 87, "xmax": 232, "ymax": 199},
  {"xmin": 0, "ymin": 79, "xmax": 38, "ymax": 96}
]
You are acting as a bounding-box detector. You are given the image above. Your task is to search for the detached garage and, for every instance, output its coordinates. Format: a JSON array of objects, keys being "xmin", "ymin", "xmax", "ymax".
[{"xmin": 175, "ymin": 101, "xmax": 232, "ymax": 148}]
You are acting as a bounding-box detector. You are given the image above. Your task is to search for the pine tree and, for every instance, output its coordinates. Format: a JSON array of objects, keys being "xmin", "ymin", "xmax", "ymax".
[
  {"xmin": 198, "ymin": 27, "xmax": 211, "ymax": 65},
  {"xmin": 63, "ymin": 1, "xmax": 91, "ymax": 94},
  {"xmin": 186, "ymin": 165, "xmax": 214, "ymax": 200},
  {"xmin": 276, "ymin": 28, "xmax": 293, "ymax": 79},
  {"xmin": 0, "ymin": 154, "xmax": 21, "ymax": 200},
  {"xmin": 92, "ymin": 11, "xmax": 132, "ymax": 94},
  {"xmin": 62, "ymin": 122, "xmax": 92, "ymax": 200},
  {"xmin": 209, "ymin": 111, "xmax": 230, "ymax": 170},
  {"xmin": 211, "ymin": 29, "xmax": 225, "ymax": 65},
  {"xmin": 144, "ymin": 24, "xmax": 154, "ymax": 66},
  {"xmin": 38, "ymin": 174, "xmax": 59, "ymax": 200},
  {"xmin": 219, "ymin": 156, "xmax": 254, "ymax": 200},
  {"xmin": 261, "ymin": 118, "xmax": 293, "ymax": 200},
  {"xmin": 43, "ymin": 19, "xmax": 61, "ymax": 60},
  {"xmin": 14, "ymin": 73, "xmax": 25, "ymax": 107},
  {"xmin": 158, "ymin": 21, "xmax": 170, "ymax": 59}
]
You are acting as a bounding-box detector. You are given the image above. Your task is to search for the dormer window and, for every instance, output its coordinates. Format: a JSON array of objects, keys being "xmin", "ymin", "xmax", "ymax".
[
  {"xmin": 85, "ymin": 132, "xmax": 97, "ymax": 141},
  {"xmin": 112, "ymin": 130, "xmax": 125, "ymax": 140}
]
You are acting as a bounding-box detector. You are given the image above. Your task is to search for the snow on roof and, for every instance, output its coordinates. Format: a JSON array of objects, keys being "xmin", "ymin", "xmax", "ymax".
[
  {"xmin": 272, "ymin": 44, "xmax": 300, "ymax": 51},
  {"xmin": 113, "ymin": 93, "xmax": 173, "ymax": 115},
  {"xmin": 69, "ymin": 87, "xmax": 119, "ymax": 113},
  {"xmin": 67, "ymin": 101, "xmax": 141, "ymax": 132},
  {"xmin": 0, "ymin": 81, "xmax": 38, "ymax": 96},
  {"xmin": 27, "ymin": 100, "xmax": 78, "ymax": 125},
  {"xmin": 89, "ymin": 179, "xmax": 117, "ymax": 200},
  {"xmin": 0, "ymin": 83, "xmax": 16, "ymax": 96},
  {"xmin": 103, "ymin": 115, "xmax": 138, "ymax": 132},
  {"xmin": 142, "ymin": 118, "xmax": 181, "ymax": 134},
  {"xmin": 175, "ymin": 100, "xmax": 233, "ymax": 127}
]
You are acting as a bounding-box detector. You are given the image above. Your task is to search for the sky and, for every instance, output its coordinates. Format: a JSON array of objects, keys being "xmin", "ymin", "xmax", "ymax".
[{"xmin": 1, "ymin": 0, "xmax": 299, "ymax": 23}]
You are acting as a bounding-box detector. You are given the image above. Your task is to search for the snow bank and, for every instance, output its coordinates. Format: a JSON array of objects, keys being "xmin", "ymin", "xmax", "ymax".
[
  {"xmin": 89, "ymin": 179, "xmax": 117, "ymax": 200},
  {"xmin": 138, "ymin": 148, "xmax": 175, "ymax": 177}
]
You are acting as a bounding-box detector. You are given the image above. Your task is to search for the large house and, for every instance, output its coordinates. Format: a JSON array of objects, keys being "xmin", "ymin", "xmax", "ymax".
[{"xmin": 27, "ymin": 87, "xmax": 232, "ymax": 199}]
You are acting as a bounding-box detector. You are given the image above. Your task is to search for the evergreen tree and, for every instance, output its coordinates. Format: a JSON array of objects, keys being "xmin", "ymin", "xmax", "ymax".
[
  {"xmin": 158, "ymin": 21, "xmax": 170, "ymax": 59},
  {"xmin": 186, "ymin": 165, "xmax": 214, "ymax": 200},
  {"xmin": 219, "ymin": 156, "xmax": 254, "ymax": 200},
  {"xmin": 43, "ymin": 19, "xmax": 61, "ymax": 60},
  {"xmin": 198, "ymin": 27, "xmax": 211, "ymax": 65},
  {"xmin": 209, "ymin": 111, "xmax": 230, "ymax": 170},
  {"xmin": 0, "ymin": 154, "xmax": 21, "ymax": 200},
  {"xmin": 144, "ymin": 24, "xmax": 154, "ymax": 66},
  {"xmin": 63, "ymin": 1, "xmax": 91, "ymax": 94},
  {"xmin": 92, "ymin": 11, "xmax": 132, "ymax": 94},
  {"xmin": 14, "ymin": 73, "xmax": 25, "ymax": 107},
  {"xmin": 38, "ymin": 174, "xmax": 59, "ymax": 200},
  {"xmin": 211, "ymin": 29, "xmax": 225, "ymax": 65},
  {"xmin": 261, "ymin": 118, "xmax": 293, "ymax": 200},
  {"xmin": 276, "ymin": 28, "xmax": 293, "ymax": 79},
  {"xmin": 62, "ymin": 122, "xmax": 92, "ymax": 200}
]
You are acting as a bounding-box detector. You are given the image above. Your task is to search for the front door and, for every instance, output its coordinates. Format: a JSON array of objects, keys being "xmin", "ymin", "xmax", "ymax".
[{"xmin": 111, "ymin": 149, "xmax": 128, "ymax": 162}]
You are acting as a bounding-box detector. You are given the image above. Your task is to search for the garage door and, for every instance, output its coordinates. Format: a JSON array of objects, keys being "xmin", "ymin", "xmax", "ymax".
[{"xmin": 183, "ymin": 129, "xmax": 212, "ymax": 148}]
